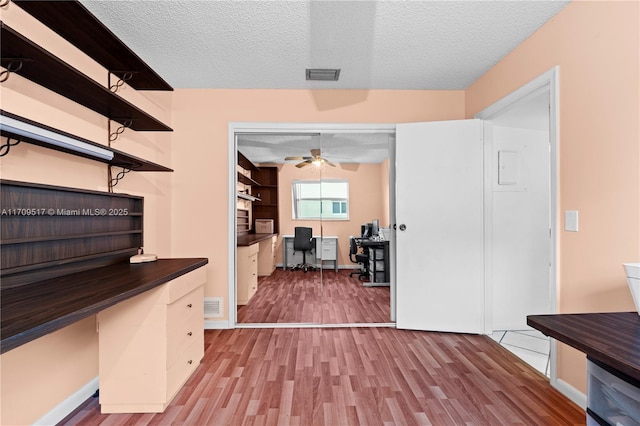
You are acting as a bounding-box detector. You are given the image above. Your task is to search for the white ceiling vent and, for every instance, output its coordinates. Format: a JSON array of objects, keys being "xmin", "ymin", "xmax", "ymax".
[
  {"xmin": 306, "ymin": 68, "xmax": 341, "ymax": 81},
  {"xmin": 204, "ymin": 297, "xmax": 223, "ymax": 318}
]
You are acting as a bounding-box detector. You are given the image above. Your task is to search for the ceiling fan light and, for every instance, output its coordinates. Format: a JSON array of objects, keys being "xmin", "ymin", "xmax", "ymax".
[{"xmin": 306, "ymin": 68, "xmax": 341, "ymax": 81}]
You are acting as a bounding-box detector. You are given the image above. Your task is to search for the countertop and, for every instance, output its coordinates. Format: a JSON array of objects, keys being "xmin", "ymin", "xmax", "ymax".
[
  {"xmin": 0, "ymin": 258, "xmax": 208, "ymax": 354},
  {"xmin": 237, "ymin": 233, "xmax": 277, "ymax": 246},
  {"xmin": 527, "ymin": 312, "xmax": 640, "ymax": 382}
]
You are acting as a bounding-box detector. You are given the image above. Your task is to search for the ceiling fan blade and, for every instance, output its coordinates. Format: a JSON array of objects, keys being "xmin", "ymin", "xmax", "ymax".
[
  {"xmin": 324, "ymin": 159, "xmax": 337, "ymax": 167},
  {"xmin": 296, "ymin": 160, "xmax": 312, "ymax": 168},
  {"xmin": 284, "ymin": 156, "xmax": 305, "ymax": 161},
  {"xmin": 310, "ymin": 148, "xmax": 321, "ymax": 158}
]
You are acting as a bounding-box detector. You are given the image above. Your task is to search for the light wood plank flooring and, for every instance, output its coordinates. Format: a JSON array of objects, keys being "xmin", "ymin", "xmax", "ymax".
[
  {"xmin": 238, "ymin": 269, "xmax": 391, "ymax": 324},
  {"xmin": 60, "ymin": 327, "xmax": 585, "ymax": 425}
]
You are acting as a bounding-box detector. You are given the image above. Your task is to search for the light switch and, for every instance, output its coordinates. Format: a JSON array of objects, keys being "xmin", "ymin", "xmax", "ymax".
[{"xmin": 565, "ymin": 210, "xmax": 579, "ymax": 232}]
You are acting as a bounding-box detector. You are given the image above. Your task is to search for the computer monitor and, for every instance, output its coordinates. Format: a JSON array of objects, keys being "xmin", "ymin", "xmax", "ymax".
[
  {"xmin": 371, "ymin": 219, "xmax": 379, "ymax": 237},
  {"xmin": 362, "ymin": 223, "xmax": 372, "ymax": 238}
]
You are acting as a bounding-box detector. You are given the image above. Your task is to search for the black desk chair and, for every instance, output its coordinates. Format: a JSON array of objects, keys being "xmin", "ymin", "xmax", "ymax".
[
  {"xmin": 349, "ymin": 236, "xmax": 368, "ymax": 280},
  {"xmin": 292, "ymin": 227, "xmax": 315, "ymax": 272}
]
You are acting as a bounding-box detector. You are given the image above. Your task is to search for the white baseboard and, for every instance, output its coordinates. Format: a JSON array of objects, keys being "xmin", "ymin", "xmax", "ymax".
[
  {"xmin": 33, "ymin": 376, "xmax": 98, "ymax": 426},
  {"xmin": 553, "ymin": 378, "xmax": 587, "ymax": 409},
  {"xmin": 204, "ymin": 320, "xmax": 231, "ymax": 329},
  {"xmin": 275, "ymin": 264, "xmax": 359, "ymax": 270}
]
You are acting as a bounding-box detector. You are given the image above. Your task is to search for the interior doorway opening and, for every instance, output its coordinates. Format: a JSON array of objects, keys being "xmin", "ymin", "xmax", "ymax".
[{"xmin": 229, "ymin": 124, "xmax": 397, "ymax": 328}]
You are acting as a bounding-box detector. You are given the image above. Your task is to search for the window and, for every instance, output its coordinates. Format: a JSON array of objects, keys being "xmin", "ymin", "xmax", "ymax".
[{"xmin": 292, "ymin": 179, "xmax": 349, "ymax": 220}]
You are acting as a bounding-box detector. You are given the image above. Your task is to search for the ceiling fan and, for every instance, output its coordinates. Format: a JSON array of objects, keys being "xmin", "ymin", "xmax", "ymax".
[{"xmin": 284, "ymin": 148, "xmax": 336, "ymax": 168}]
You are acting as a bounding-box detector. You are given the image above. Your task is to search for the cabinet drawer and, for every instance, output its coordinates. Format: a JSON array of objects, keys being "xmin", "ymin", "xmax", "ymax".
[
  {"xmin": 167, "ymin": 267, "xmax": 207, "ymax": 304},
  {"xmin": 166, "ymin": 338, "xmax": 203, "ymax": 401},
  {"xmin": 167, "ymin": 287, "xmax": 204, "ymax": 368},
  {"xmin": 167, "ymin": 286, "xmax": 203, "ymax": 324},
  {"xmin": 249, "ymin": 253, "xmax": 258, "ymax": 273}
]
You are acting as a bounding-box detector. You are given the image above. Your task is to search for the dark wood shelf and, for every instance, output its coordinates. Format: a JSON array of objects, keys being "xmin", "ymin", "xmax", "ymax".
[
  {"xmin": 237, "ymin": 172, "xmax": 260, "ymax": 187},
  {"xmin": 1, "ymin": 110, "xmax": 172, "ymax": 172},
  {"xmin": 2, "ymin": 230, "xmax": 143, "ymax": 246},
  {"xmin": 1, "ymin": 23, "xmax": 172, "ymax": 132},
  {"xmin": 237, "ymin": 151, "xmax": 259, "ymax": 172},
  {"xmin": 13, "ymin": 0, "xmax": 173, "ymax": 91},
  {"xmin": 0, "ymin": 180, "xmax": 146, "ymax": 287}
]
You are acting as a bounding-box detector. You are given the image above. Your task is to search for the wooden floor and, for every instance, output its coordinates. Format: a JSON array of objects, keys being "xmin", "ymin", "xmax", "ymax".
[
  {"xmin": 238, "ymin": 269, "xmax": 391, "ymax": 324},
  {"xmin": 60, "ymin": 327, "xmax": 585, "ymax": 425}
]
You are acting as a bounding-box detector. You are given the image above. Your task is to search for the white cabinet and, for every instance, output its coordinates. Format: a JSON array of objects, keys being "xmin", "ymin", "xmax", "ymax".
[
  {"xmin": 316, "ymin": 237, "xmax": 337, "ymax": 261},
  {"xmin": 97, "ymin": 267, "xmax": 206, "ymax": 413},
  {"xmin": 237, "ymin": 243, "xmax": 259, "ymax": 304}
]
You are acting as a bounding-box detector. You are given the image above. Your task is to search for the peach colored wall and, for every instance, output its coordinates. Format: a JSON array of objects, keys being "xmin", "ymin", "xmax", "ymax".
[
  {"xmin": 0, "ymin": 319, "xmax": 98, "ymax": 425},
  {"xmin": 466, "ymin": 1, "xmax": 640, "ymax": 393},
  {"xmin": 0, "ymin": 3, "xmax": 173, "ymax": 424},
  {"xmin": 170, "ymin": 89, "xmax": 465, "ymax": 319},
  {"xmin": 273, "ymin": 162, "xmax": 385, "ymax": 267}
]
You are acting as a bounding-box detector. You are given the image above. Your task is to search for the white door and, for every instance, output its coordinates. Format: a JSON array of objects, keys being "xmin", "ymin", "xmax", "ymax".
[{"xmin": 396, "ymin": 120, "xmax": 485, "ymax": 333}]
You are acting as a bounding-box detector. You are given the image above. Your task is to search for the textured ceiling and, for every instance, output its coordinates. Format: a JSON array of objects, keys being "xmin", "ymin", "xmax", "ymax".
[
  {"xmin": 237, "ymin": 132, "xmax": 394, "ymax": 164},
  {"xmin": 79, "ymin": 0, "xmax": 569, "ymax": 90}
]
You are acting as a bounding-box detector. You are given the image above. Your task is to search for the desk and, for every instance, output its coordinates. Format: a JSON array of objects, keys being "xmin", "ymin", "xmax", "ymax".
[
  {"xmin": 359, "ymin": 239, "xmax": 390, "ymax": 286},
  {"xmin": 282, "ymin": 235, "xmax": 338, "ymax": 272},
  {"xmin": 528, "ymin": 313, "xmax": 640, "ymax": 424}
]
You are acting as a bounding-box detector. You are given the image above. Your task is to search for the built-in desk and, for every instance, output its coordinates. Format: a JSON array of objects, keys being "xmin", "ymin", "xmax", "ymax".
[
  {"xmin": 0, "ymin": 258, "xmax": 208, "ymax": 354},
  {"xmin": 282, "ymin": 235, "xmax": 338, "ymax": 272},
  {"xmin": 528, "ymin": 312, "xmax": 640, "ymax": 425},
  {"xmin": 236, "ymin": 233, "xmax": 278, "ymax": 305}
]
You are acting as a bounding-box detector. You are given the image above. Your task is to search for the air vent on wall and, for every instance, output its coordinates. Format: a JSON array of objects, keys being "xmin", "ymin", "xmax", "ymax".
[
  {"xmin": 204, "ymin": 297, "xmax": 223, "ymax": 318},
  {"xmin": 306, "ymin": 68, "xmax": 341, "ymax": 81}
]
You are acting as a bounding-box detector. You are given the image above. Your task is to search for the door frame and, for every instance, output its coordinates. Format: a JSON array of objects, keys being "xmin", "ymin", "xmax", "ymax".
[
  {"xmin": 476, "ymin": 67, "xmax": 560, "ymax": 384},
  {"xmin": 228, "ymin": 122, "xmax": 396, "ymax": 327}
]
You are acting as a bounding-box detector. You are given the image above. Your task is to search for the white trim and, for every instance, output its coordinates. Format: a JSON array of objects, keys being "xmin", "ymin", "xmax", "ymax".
[
  {"xmin": 204, "ymin": 320, "xmax": 232, "ymax": 329},
  {"xmin": 32, "ymin": 376, "xmax": 98, "ymax": 426},
  {"xmin": 553, "ymin": 378, "xmax": 587, "ymax": 409},
  {"xmin": 235, "ymin": 322, "xmax": 396, "ymax": 329},
  {"xmin": 228, "ymin": 122, "xmax": 396, "ymax": 328},
  {"xmin": 482, "ymin": 121, "xmax": 494, "ymax": 335},
  {"xmin": 476, "ymin": 66, "xmax": 560, "ymax": 371}
]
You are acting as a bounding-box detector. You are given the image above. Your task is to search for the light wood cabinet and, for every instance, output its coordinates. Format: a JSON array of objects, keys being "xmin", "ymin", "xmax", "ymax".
[
  {"xmin": 97, "ymin": 267, "xmax": 206, "ymax": 413},
  {"xmin": 237, "ymin": 243, "xmax": 259, "ymax": 305},
  {"xmin": 258, "ymin": 235, "xmax": 277, "ymax": 276}
]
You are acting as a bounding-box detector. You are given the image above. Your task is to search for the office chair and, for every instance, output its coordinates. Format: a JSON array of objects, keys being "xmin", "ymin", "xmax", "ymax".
[
  {"xmin": 292, "ymin": 227, "xmax": 315, "ymax": 272},
  {"xmin": 349, "ymin": 236, "xmax": 368, "ymax": 280}
]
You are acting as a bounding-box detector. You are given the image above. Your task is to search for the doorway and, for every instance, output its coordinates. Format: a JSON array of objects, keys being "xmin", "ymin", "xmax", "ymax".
[
  {"xmin": 477, "ymin": 68, "xmax": 559, "ymax": 379},
  {"xmin": 228, "ymin": 123, "xmax": 396, "ymax": 327}
]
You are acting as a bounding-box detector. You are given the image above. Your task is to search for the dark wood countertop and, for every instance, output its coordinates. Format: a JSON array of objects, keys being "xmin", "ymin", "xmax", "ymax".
[
  {"xmin": 0, "ymin": 258, "xmax": 208, "ymax": 354},
  {"xmin": 528, "ymin": 312, "xmax": 640, "ymax": 382},
  {"xmin": 237, "ymin": 233, "xmax": 277, "ymax": 246}
]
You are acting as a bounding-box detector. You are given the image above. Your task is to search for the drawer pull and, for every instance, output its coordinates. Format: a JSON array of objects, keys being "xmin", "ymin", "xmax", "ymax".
[
  {"xmin": 187, "ymin": 303, "xmax": 192, "ymax": 308},
  {"xmin": 188, "ymin": 360, "xmax": 193, "ymax": 365},
  {"xmin": 187, "ymin": 331, "xmax": 193, "ymax": 336}
]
